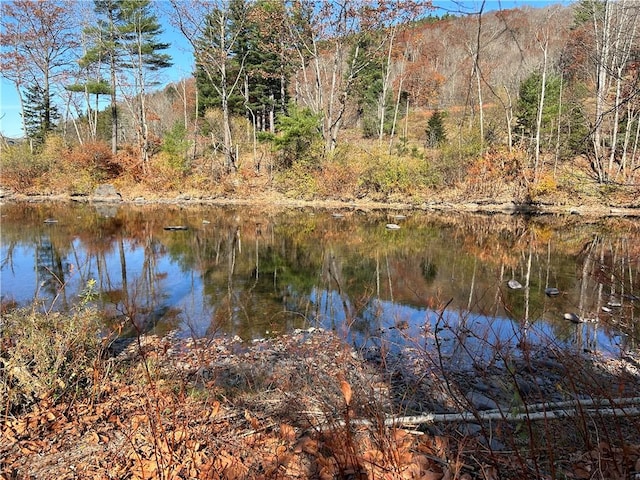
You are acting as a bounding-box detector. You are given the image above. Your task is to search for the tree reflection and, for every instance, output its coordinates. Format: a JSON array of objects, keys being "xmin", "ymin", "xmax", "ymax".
[{"xmin": 1, "ymin": 203, "xmax": 638, "ymax": 358}]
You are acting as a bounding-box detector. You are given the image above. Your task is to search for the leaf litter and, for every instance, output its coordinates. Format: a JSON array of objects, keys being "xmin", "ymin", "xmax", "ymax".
[{"xmin": 2, "ymin": 328, "xmax": 639, "ymax": 479}]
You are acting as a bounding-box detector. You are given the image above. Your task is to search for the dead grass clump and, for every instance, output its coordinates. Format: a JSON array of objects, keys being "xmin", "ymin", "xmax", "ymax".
[{"xmin": 0, "ymin": 304, "xmax": 106, "ymax": 415}]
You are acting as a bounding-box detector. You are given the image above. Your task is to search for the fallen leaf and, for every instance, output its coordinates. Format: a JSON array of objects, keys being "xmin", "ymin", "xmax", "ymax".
[
  {"xmin": 279, "ymin": 423, "xmax": 296, "ymax": 442},
  {"xmin": 86, "ymin": 430, "xmax": 100, "ymax": 445},
  {"xmin": 208, "ymin": 401, "xmax": 220, "ymax": 420},
  {"xmin": 340, "ymin": 380, "xmax": 352, "ymax": 406}
]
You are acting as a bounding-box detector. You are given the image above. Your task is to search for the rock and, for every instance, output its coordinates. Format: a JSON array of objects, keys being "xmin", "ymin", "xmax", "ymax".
[
  {"xmin": 563, "ymin": 312, "xmax": 583, "ymax": 324},
  {"xmin": 164, "ymin": 225, "xmax": 188, "ymax": 231},
  {"xmin": 92, "ymin": 183, "xmax": 122, "ymax": 202},
  {"xmin": 508, "ymin": 279, "xmax": 523, "ymax": 290},
  {"xmin": 458, "ymin": 423, "xmax": 482, "ymax": 436},
  {"xmin": 466, "ymin": 391, "xmax": 500, "ymax": 411},
  {"xmin": 607, "ymin": 297, "xmax": 622, "ymax": 308}
]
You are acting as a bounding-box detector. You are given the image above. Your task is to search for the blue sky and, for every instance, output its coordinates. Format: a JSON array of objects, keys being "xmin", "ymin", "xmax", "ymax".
[{"xmin": 0, "ymin": 0, "xmax": 571, "ymax": 139}]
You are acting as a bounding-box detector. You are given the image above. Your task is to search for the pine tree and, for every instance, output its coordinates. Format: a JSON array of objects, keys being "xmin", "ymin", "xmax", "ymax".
[
  {"xmin": 195, "ymin": 4, "xmax": 245, "ymax": 117},
  {"xmin": 23, "ymin": 83, "xmax": 60, "ymax": 148},
  {"xmin": 515, "ymin": 72, "xmax": 561, "ymax": 149},
  {"xmin": 243, "ymin": 0, "xmax": 288, "ymax": 132},
  {"xmin": 426, "ymin": 110, "xmax": 447, "ymax": 147},
  {"xmin": 81, "ymin": 0, "xmax": 171, "ymax": 161},
  {"xmin": 196, "ymin": 0, "xmax": 288, "ymax": 132},
  {"xmin": 120, "ymin": 0, "xmax": 172, "ymax": 166},
  {"xmin": 81, "ymin": 0, "xmax": 125, "ymax": 154}
]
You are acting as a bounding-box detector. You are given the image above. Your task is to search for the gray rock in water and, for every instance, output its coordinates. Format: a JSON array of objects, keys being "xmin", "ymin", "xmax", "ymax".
[
  {"xmin": 563, "ymin": 312, "xmax": 583, "ymax": 324},
  {"xmin": 93, "ymin": 183, "xmax": 122, "ymax": 202},
  {"xmin": 508, "ymin": 279, "xmax": 523, "ymax": 290}
]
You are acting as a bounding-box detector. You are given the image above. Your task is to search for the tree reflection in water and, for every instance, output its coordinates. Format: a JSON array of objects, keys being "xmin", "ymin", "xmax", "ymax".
[{"xmin": 1, "ymin": 202, "xmax": 638, "ymax": 360}]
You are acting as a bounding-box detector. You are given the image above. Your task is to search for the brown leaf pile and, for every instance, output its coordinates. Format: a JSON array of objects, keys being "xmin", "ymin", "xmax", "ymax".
[{"xmin": 2, "ymin": 330, "xmax": 639, "ymax": 479}]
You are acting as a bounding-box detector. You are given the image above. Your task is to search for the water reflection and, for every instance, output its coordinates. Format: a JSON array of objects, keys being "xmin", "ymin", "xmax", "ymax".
[{"xmin": 1, "ymin": 202, "xmax": 638, "ymax": 359}]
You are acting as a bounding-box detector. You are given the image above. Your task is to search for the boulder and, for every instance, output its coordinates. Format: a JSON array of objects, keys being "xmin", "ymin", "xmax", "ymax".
[{"xmin": 92, "ymin": 183, "xmax": 122, "ymax": 202}]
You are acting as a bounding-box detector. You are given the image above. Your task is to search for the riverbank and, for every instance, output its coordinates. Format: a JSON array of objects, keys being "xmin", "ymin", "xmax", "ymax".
[
  {"xmin": 2, "ymin": 315, "xmax": 640, "ymax": 479},
  {"xmin": 2, "ymin": 184, "xmax": 640, "ymax": 218},
  {"xmin": 2, "ymin": 184, "xmax": 640, "ymax": 479}
]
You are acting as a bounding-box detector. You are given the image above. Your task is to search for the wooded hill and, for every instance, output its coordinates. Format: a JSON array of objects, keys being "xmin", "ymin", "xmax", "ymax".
[{"xmin": 1, "ymin": 1, "xmax": 638, "ymax": 204}]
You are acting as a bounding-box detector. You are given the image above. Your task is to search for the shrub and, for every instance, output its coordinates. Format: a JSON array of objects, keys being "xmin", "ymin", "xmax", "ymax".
[
  {"xmin": 465, "ymin": 147, "xmax": 526, "ymax": 196},
  {"xmin": 66, "ymin": 141, "xmax": 121, "ymax": 181},
  {"xmin": 273, "ymin": 105, "xmax": 324, "ymax": 170},
  {"xmin": 358, "ymin": 153, "xmax": 441, "ymax": 199},
  {"xmin": 161, "ymin": 122, "xmax": 191, "ymax": 173},
  {"xmin": 0, "ymin": 142, "xmax": 49, "ymax": 192},
  {"xmin": 275, "ymin": 162, "xmax": 318, "ymax": 199},
  {"xmin": 0, "ymin": 284, "xmax": 105, "ymax": 414},
  {"xmin": 317, "ymin": 161, "xmax": 362, "ymax": 200},
  {"xmin": 529, "ymin": 172, "xmax": 558, "ymax": 200}
]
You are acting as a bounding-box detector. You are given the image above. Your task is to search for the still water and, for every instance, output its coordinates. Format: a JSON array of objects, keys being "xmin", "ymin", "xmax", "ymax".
[{"xmin": 1, "ymin": 202, "xmax": 639, "ymax": 362}]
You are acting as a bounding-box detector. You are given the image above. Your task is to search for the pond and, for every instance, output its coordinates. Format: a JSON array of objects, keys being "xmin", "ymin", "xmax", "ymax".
[{"xmin": 1, "ymin": 201, "xmax": 639, "ymax": 366}]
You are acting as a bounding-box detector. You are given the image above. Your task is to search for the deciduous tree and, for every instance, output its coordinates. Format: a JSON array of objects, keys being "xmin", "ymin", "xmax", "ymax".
[{"xmin": 0, "ymin": 0, "xmax": 79, "ymax": 146}]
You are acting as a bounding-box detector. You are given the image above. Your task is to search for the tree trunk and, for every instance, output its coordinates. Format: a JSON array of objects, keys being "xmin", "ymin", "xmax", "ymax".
[
  {"xmin": 110, "ymin": 53, "xmax": 118, "ymax": 155},
  {"xmin": 378, "ymin": 28, "xmax": 396, "ymax": 144},
  {"xmin": 534, "ymin": 34, "xmax": 549, "ymax": 181}
]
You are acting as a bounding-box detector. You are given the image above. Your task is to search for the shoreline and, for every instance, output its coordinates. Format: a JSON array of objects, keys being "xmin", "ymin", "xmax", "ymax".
[{"xmin": 3, "ymin": 189, "xmax": 640, "ymax": 218}]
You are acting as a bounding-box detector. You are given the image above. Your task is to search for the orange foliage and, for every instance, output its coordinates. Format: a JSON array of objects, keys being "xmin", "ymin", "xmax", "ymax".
[
  {"xmin": 466, "ymin": 147, "xmax": 527, "ymax": 195},
  {"xmin": 317, "ymin": 162, "xmax": 362, "ymax": 200},
  {"xmin": 66, "ymin": 141, "xmax": 122, "ymax": 179}
]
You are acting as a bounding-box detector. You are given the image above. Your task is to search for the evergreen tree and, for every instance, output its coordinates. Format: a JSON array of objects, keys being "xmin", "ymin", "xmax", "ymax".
[
  {"xmin": 81, "ymin": 0, "xmax": 171, "ymax": 160},
  {"xmin": 120, "ymin": 0, "xmax": 172, "ymax": 166},
  {"xmin": 515, "ymin": 71, "xmax": 561, "ymax": 146},
  {"xmin": 350, "ymin": 34, "xmax": 387, "ymax": 138},
  {"xmin": 23, "ymin": 83, "xmax": 60, "ymax": 147},
  {"xmin": 195, "ymin": 7, "xmax": 245, "ymax": 117},
  {"xmin": 273, "ymin": 105, "xmax": 322, "ymax": 169},
  {"xmin": 426, "ymin": 109, "xmax": 447, "ymax": 147},
  {"xmin": 196, "ymin": 0, "xmax": 288, "ymax": 132},
  {"xmin": 81, "ymin": 0, "xmax": 126, "ymax": 154},
  {"xmin": 243, "ymin": 0, "xmax": 288, "ymax": 132}
]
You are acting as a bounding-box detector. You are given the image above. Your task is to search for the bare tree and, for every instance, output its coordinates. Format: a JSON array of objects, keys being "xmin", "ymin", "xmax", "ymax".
[
  {"xmin": 170, "ymin": 0, "xmax": 246, "ymax": 173},
  {"xmin": 285, "ymin": 0, "xmax": 430, "ymax": 153},
  {"xmin": 584, "ymin": 0, "xmax": 640, "ymax": 183},
  {"xmin": 0, "ymin": 0, "xmax": 79, "ymax": 144}
]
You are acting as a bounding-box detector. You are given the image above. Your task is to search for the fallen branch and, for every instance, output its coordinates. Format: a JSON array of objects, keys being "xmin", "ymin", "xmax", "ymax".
[
  {"xmin": 324, "ymin": 397, "xmax": 640, "ymax": 428},
  {"xmin": 382, "ymin": 406, "xmax": 640, "ymax": 427}
]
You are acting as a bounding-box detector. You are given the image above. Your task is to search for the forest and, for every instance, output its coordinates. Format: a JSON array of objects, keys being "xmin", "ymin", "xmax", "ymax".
[
  {"xmin": 2, "ymin": 2, "xmax": 640, "ymax": 478},
  {"xmin": 1, "ymin": 0, "xmax": 639, "ymax": 206}
]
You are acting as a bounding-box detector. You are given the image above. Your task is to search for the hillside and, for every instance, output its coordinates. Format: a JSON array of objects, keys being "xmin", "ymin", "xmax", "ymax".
[{"xmin": 1, "ymin": 1, "xmax": 638, "ymax": 208}]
